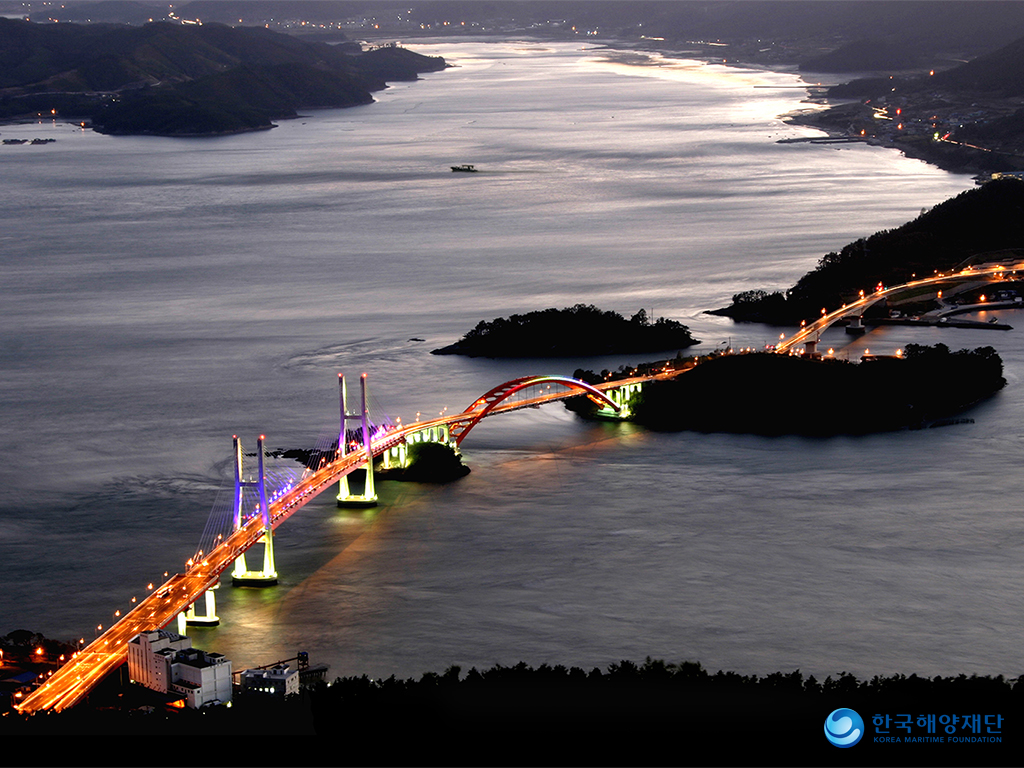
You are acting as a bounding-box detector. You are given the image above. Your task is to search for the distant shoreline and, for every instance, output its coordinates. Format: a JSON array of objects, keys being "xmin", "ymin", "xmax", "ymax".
[
  {"xmin": 0, "ymin": 28, "xmax": 977, "ymax": 165},
  {"xmin": 96, "ymin": 122, "xmax": 278, "ymax": 138},
  {"xmin": 427, "ymin": 33, "xmax": 985, "ymax": 176}
]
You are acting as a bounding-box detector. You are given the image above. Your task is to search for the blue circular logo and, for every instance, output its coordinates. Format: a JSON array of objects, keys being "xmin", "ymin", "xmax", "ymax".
[{"xmin": 824, "ymin": 708, "xmax": 864, "ymax": 748}]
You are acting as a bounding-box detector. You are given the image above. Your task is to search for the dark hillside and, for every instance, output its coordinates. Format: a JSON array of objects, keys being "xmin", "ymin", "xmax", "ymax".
[
  {"xmin": 6, "ymin": 657, "xmax": 1020, "ymax": 765},
  {"xmin": 0, "ymin": 18, "xmax": 366, "ymax": 89},
  {"xmin": 715, "ymin": 179, "xmax": 1024, "ymax": 325},
  {"xmin": 93, "ymin": 62, "xmax": 379, "ymax": 135},
  {"xmin": 353, "ymin": 44, "xmax": 445, "ymax": 83},
  {"xmin": 0, "ymin": 19, "xmax": 446, "ymax": 135},
  {"xmin": 930, "ymin": 35, "xmax": 1024, "ymax": 96},
  {"xmin": 800, "ymin": 38, "xmax": 926, "ymax": 72},
  {"xmin": 785, "ymin": 179, "xmax": 1024, "ymax": 314},
  {"xmin": 0, "ymin": 19, "xmax": 118, "ymax": 87},
  {"xmin": 825, "ymin": 33, "xmax": 1024, "ymax": 103},
  {"xmin": 31, "ymin": 1, "xmax": 177, "ymax": 25},
  {"xmin": 182, "ymin": 62, "xmax": 375, "ymax": 112}
]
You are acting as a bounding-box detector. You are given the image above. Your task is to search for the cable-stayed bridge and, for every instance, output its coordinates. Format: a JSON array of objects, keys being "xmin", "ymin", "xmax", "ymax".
[{"xmin": 15, "ymin": 368, "xmax": 679, "ymax": 714}]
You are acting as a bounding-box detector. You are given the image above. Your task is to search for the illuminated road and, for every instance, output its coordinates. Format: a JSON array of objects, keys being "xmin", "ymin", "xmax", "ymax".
[
  {"xmin": 15, "ymin": 369, "xmax": 686, "ymax": 713},
  {"xmin": 775, "ymin": 260, "xmax": 1024, "ymax": 354}
]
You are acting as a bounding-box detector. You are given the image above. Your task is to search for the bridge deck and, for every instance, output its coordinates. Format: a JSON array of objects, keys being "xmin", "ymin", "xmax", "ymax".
[
  {"xmin": 775, "ymin": 262, "xmax": 1021, "ymax": 353},
  {"xmin": 16, "ymin": 369, "xmax": 680, "ymax": 713}
]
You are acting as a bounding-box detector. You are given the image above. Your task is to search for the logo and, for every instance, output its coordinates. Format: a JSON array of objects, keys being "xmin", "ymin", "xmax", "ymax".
[{"xmin": 825, "ymin": 708, "xmax": 864, "ymax": 748}]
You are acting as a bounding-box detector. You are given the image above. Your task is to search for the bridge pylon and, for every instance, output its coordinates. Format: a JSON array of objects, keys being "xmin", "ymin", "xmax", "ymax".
[
  {"xmin": 595, "ymin": 381, "xmax": 643, "ymax": 419},
  {"xmin": 337, "ymin": 373, "xmax": 378, "ymax": 508},
  {"xmin": 181, "ymin": 582, "xmax": 220, "ymax": 627},
  {"xmin": 380, "ymin": 438, "xmax": 409, "ymax": 470},
  {"xmin": 846, "ymin": 315, "xmax": 866, "ymax": 335},
  {"xmin": 231, "ymin": 435, "xmax": 278, "ymax": 586}
]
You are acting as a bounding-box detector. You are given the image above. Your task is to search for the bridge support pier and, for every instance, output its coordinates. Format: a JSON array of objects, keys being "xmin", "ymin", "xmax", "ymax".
[
  {"xmin": 231, "ymin": 435, "xmax": 278, "ymax": 587},
  {"xmin": 381, "ymin": 440, "xmax": 408, "ymax": 470},
  {"xmin": 183, "ymin": 583, "xmax": 220, "ymax": 626},
  {"xmin": 380, "ymin": 423, "xmax": 458, "ymax": 470},
  {"xmin": 337, "ymin": 373, "xmax": 378, "ymax": 508},
  {"xmin": 595, "ymin": 382, "xmax": 642, "ymax": 420},
  {"xmin": 404, "ymin": 424, "xmax": 456, "ymax": 458}
]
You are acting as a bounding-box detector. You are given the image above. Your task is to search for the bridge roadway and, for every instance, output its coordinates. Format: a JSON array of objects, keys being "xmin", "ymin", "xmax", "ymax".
[
  {"xmin": 15, "ymin": 370, "xmax": 682, "ymax": 714},
  {"xmin": 775, "ymin": 261, "xmax": 1022, "ymax": 354}
]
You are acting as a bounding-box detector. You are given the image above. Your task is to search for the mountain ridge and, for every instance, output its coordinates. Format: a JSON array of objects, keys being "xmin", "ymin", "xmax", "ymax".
[{"xmin": 0, "ymin": 19, "xmax": 446, "ymax": 135}]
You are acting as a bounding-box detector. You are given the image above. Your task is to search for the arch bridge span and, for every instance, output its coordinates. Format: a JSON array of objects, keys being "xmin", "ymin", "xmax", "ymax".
[{"xmin": 447, "ymin": 374, "xmax": 622, "ymax": 445}]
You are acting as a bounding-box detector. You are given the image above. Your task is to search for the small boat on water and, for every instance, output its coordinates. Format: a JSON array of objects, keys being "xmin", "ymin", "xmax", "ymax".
[{"xmin": 451, "ymin": 164, "xmax": 477, "ymax": 173}]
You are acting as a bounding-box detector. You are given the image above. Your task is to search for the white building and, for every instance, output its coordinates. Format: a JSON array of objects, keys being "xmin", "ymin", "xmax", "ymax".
[
  {"xmin": 240, "ymin": 663, "xmax": 300, "ymax": 698},
  {"xmin": 169, "ymin": 647, "xmax": 233, "ymax": 708},
  {"xmin": 127, "ymin": 630, "xmax": 190, "ymax": 693},
  {"xmin": 127, "ymin": 630, "xmax": 232, "ymax": 708}
]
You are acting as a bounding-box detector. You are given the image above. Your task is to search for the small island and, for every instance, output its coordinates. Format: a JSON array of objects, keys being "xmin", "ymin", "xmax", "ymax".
[
  {"xmin": 277, "ymin": 442, "xmax": 469, "ymax": 484},
  {"xmin": 432, "ymin": 305, "xmax": 698, "ymax": 358},
  {"xmin": 377, "ymin": 442, "xmax": 470, "ymax": 483},
  {"xmin": 569, "ymin": 344, "xmax": 1004, "ymax": 436}
]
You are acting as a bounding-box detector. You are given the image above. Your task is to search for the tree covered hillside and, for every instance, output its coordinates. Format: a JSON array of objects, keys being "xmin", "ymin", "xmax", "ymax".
[
  {"xmin": 716, "ymin": 179, "xmax": 1024, "ymax": 325},
  {"xmin": 432, "ymin": 305, "xmax": 698, "ymax": 358},
  {"xmin": 0, "ymin": 19, "xmax": 446, "ymax": 135}
]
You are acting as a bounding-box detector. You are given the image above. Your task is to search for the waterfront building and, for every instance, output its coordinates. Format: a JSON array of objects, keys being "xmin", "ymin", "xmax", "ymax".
[
  {"xmin": 239, "ymin": 663, "xmax": 299, "ymax": 698},
  {"xmin": 127, "ymin": 630, "xmax": 232, "ymax": 708}
]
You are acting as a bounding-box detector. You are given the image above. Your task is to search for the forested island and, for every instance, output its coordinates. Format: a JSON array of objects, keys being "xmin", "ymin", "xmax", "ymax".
[
  {"xmin": 276, "ymin": 441, "xmax": 469, "ymax": 483},
  {"xmin": 431, "ymin": 305, "xmax": 698, "ymax": 358},
  {"xmin": 711, "ymin": 179, "xmax": 1024, "ymax": 327},
  {"xmin": 570, "ymin": 344, "xmax": 1005, "ymax": 436},
  {"xmin": 0, "ymin": 19, "xmax": 446, "ymax": 136},
  {"xmin": 376, "ymin": 442, "xmax": 470, "ymax": 483}
]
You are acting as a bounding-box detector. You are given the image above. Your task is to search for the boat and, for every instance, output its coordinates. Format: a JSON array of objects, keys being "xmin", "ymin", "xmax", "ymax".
[{"xmin": 451, "ymin": 164, "xmax": 477, "ymax": 173}]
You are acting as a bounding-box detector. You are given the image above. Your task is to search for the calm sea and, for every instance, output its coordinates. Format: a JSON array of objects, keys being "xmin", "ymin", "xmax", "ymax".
[{"xmin": 3, "ymin": 40, "xmax": 1013, "ymax": 681}]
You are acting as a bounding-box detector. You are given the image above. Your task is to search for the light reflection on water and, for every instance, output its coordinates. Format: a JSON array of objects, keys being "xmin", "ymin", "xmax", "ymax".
[{"xmin": 2, "ymin": 40, "xmax": 1012, "ymax": 682}]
